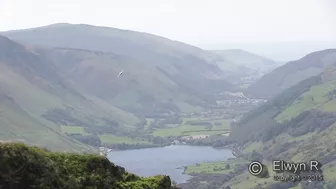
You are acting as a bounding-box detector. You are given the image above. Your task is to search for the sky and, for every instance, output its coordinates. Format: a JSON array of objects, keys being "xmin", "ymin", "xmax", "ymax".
[{"xmin": 0, "ymin": 0, "xmax": 335, "ymax": 60}]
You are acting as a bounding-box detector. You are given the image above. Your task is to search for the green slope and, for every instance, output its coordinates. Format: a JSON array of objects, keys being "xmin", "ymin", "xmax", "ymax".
[
  {"xmin": 36, "ymin": 47, "xmax": 208, "ymax": 115},
  {"xmin": 0, "ymin": 35, "xmax": 140, "ymax": 151},
  {"xmin": 1, "ymin": 23, "xmax": 234, "ymax": 101},
  {"xmin": 0, "ymin": 143, "xmax": 178, "ymax": 189},
  {"xmin": 227, "ymin": 66, "xmax": 336, "ymax": 188},
  {"xmin": 246, "ymin": 49, "xmax": 336, "ymax": 98},
  {"xmin": 0, "ymin": 24, "xmax": 237, "ymax": 151}
]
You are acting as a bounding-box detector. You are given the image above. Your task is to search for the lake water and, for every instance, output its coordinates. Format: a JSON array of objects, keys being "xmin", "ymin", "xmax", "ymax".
[{"xmin": 107, "ymin": 145, "xmax": 234, "ymax": 183}]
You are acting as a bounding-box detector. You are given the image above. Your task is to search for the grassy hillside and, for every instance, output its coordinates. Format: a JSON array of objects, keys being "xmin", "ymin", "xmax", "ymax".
[
  {"xmin": 35, "ymin": 47, "xmax": 214, "ymax": 115},
  {"xmin": 0, "ymin": 24, "xmax": 239, "ymax": 152},
  {"xmin": 226, "ymin": 67, "xmax": 336, "ymax": 189},
  {"xmin": 1, "ymin": 23, "xmax": 235, "ymax": 106},
  {"xmin": 0, "ymin": 23, "xmax": 250, "ymax": 152},
  {"xmin": 0, "ymin": 142, "xmax": 178, "ymax": 189},
  {"xmin": 246, "ymin": 49, "xmax": 336, "ymax": 98},
  {"xmin": 0, "ymin": 35, "xmax": 142, "ymax": 151}
]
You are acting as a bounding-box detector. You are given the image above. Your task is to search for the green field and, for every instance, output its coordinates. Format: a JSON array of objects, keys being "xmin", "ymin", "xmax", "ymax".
[
  {"xmin": 152, "ymin": 125, "xmax": 207, "ymax": 137},
  {"xmin": 152, "ymin": 125, "xmax": 229, "ymax": 137},
  {"xmin": 185, "ymin": 159, "xmax": 247, "ymax": 175},
  {"xmin": 211, "ymin": 119, "xmax": 231, "ymax": 130},
  {"xmin": 276, "ymin": 81, "xmax": 336, "ymax": 122},
  {"xmin": 99, "ymin": 134, "xmax": 150, "ymax": 144},
  {"xmin": 182, "ymin": 117, "xmax": 210, "ymax": 122},
  {"xmin": 152, "ymin": 118, "xmax": 231, "ymax": 137},
  {"xmin": 60, "ymin": 126, "xmax": 86, "ymax": 135}
]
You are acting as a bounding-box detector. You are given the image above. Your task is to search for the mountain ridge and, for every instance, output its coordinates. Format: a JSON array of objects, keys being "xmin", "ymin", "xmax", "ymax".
[
  {"xmin": 1, "ymin": 24, "xmax": 237, "ymax": 113},
  {"xmin": 246, "ymin": 49, "xmax": 336, "ymax": 98}
]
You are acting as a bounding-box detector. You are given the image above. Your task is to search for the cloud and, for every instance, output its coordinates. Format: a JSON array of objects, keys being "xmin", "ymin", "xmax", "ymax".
[{"xmin": 0, "ymin": 0, "xmax": 335, "ymax": 43}]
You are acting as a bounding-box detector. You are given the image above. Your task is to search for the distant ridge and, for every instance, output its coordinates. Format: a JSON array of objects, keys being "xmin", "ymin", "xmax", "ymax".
[{"xmin": 246, "ymin": 49, "xmax": 336, "ymax": 98}]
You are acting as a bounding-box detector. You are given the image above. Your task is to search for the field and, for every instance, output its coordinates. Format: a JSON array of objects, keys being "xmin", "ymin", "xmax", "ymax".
[
  {"xmin": 152, "ymin": 125, "xmax": 207, "ymax": 137},
  {"xmin": 185, "ymin": 158, "xmax": 247, "ymax": 175},
  {"xmin": 99, "ymin": 134, "xmax": 150, "ymax": 144},
  {"xmin": 60, "ymin": 126, "xmax": 86, "ymax": 135},
  {"xmin": 276, "ymin": 81, "xmax": 336, "ymax": 122},
  {"xmin": 152, "ymin": 118, "xmax": 231, "ymax": 137}
]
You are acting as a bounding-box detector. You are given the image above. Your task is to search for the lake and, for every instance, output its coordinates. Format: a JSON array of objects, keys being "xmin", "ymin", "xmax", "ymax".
[{"xmin": 107, "ymin": 145, "xmax": 234, "ymax": 183}]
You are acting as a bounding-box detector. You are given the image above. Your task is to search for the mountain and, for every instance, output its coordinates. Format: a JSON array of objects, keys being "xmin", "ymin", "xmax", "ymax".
[
  {"xmin": 227, "ymin": 66, "xmax": 336, "ymax": 188},
  {"xmin": 210, "ymin": 49, "xmax": 282, "ymax": 85},
  {"xmin": 200, "ymin": 41, "xmax": 336, "ymax": 62},
  {"xmin": 0, "ymin": 35, "xmax": 141, "ymax": 151},
  {"xmin": 211, "ymin": 49, "xmax": 277, "ymax": 68},
  {"xmin": 246, "ymin": 49, "xmax": 336, "ymax": 98},
  {"xmin": 0, "ymin": 24, "xmax": 240, "ymax": 151},
  {"xmin": 1, "ymin": 23, "xmax": 236, "ymax": 114}
]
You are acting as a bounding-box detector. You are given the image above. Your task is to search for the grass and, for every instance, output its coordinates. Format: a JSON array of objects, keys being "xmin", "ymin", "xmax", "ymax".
[
  {"xmin": 152, "ymin": 125, "xmax": 229, "ymax": 137},
  {"xmin": 185, "ymin": 159, "xmax": 247, "ymax": 175},
  {"xmin": 232, "ymin": 123, "xmax": 336, "ymax": 188},
  {"xmin": 61, "ymin": 126, "xmax": 86, "ymax": 135},
  {"xmin": 243, "ymin": 142, "xmax": 263, "ymax": 153},
  {"xmin": 152, "ymin": 125, "xmax": 207, "ymax": 137},
  {"xmin": 276, "ymin": 81, "xmax": 336, "ymax": 122},
  {"xmin": 183, "ymin": 117, "xmax": 209, "ymax": 123},
  {"xmin": 323, "ymin": 100, "xmax": 336, "ymax": 112},
  {"xmin": 151, "ymin": 118, "xmax": 231, "ymax": 137},
  {"xmin": 224, "ymin": 161, "xmax": 281, "ymax": 189},
  {"xmin": 99, "ymin": 134, "xmax": 150, "ymax": 144},
  {"xmin": 323, "ymin": 161, "xmax": 336, "ymax": 181},
  {"xmin": 184, "ymin": 130, "xmax": 229, "ymax": 136},
  {"xmin": 211, "ymin": 119, "xmax": 231, "ymax": 130}
]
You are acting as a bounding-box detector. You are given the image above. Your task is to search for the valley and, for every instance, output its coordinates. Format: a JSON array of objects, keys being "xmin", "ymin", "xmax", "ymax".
[
  {"xmin": 60, "ymin": 96, "xmax": 262, "ymax": 151},
  {"xmin": 0, "ymin": 23, "xmax": 335, "ymax": 189}
]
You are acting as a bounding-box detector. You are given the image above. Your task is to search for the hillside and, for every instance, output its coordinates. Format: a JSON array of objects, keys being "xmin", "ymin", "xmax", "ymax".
[
  {"xmin": 0, "ymin": 24, "xmax": 240, "ymax": 152},
  {"xmin": 34, "ymin": 47, "xmax": 226, "ymax": 115},
  {"xmin": 1, "ymin": 23, "xmax": 235, "ymax": 103},
  {"xmin": 246, "ymin": 49, "xmax": 336, "ymax": 98},
  {"xmin": 226, "ymin": 66, "xmax": 336, "ymax": 189},
  {"xmin": 211, "ymin": 49, "xmax": 278, "ymax": 68},
  {"xmin": 0, "ymin": 142, "xmax": 177, "ymax": 189},
  {"xmin": 0, "ymin": 35, "xmax": 141, "ymax": 151},
  {"xmin": 210, "ymin": 49, "xmax": 281, "ymax": 84}
]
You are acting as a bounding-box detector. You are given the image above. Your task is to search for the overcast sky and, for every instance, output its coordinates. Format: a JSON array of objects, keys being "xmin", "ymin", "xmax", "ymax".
[
  {"xmin": 1, "ymin": 0, "xmax": 335, "ymax": 43},
  {"xmin": 0, "ymin": 0, "xmax": 335, "ymax": 60}
]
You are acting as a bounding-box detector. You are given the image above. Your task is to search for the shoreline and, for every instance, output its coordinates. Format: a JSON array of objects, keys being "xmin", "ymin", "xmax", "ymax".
[
  {"xmin": 180, "ymin": 145, "xmax": 239, "ymax": 175},
  {"xmin": 178, "ymin": 144, "xmax": 242, "ymax": 177}
]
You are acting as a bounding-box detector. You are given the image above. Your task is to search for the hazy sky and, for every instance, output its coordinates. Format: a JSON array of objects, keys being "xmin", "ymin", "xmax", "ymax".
[{"xmin": 1, "ymin": 0, "xmax": 335, "ymax": 45}]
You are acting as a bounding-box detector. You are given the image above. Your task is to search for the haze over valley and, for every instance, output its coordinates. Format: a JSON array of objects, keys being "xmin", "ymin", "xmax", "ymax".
[{"xmin": 0, "ymin": 0, "xmax": 335, "ymax": 189}]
